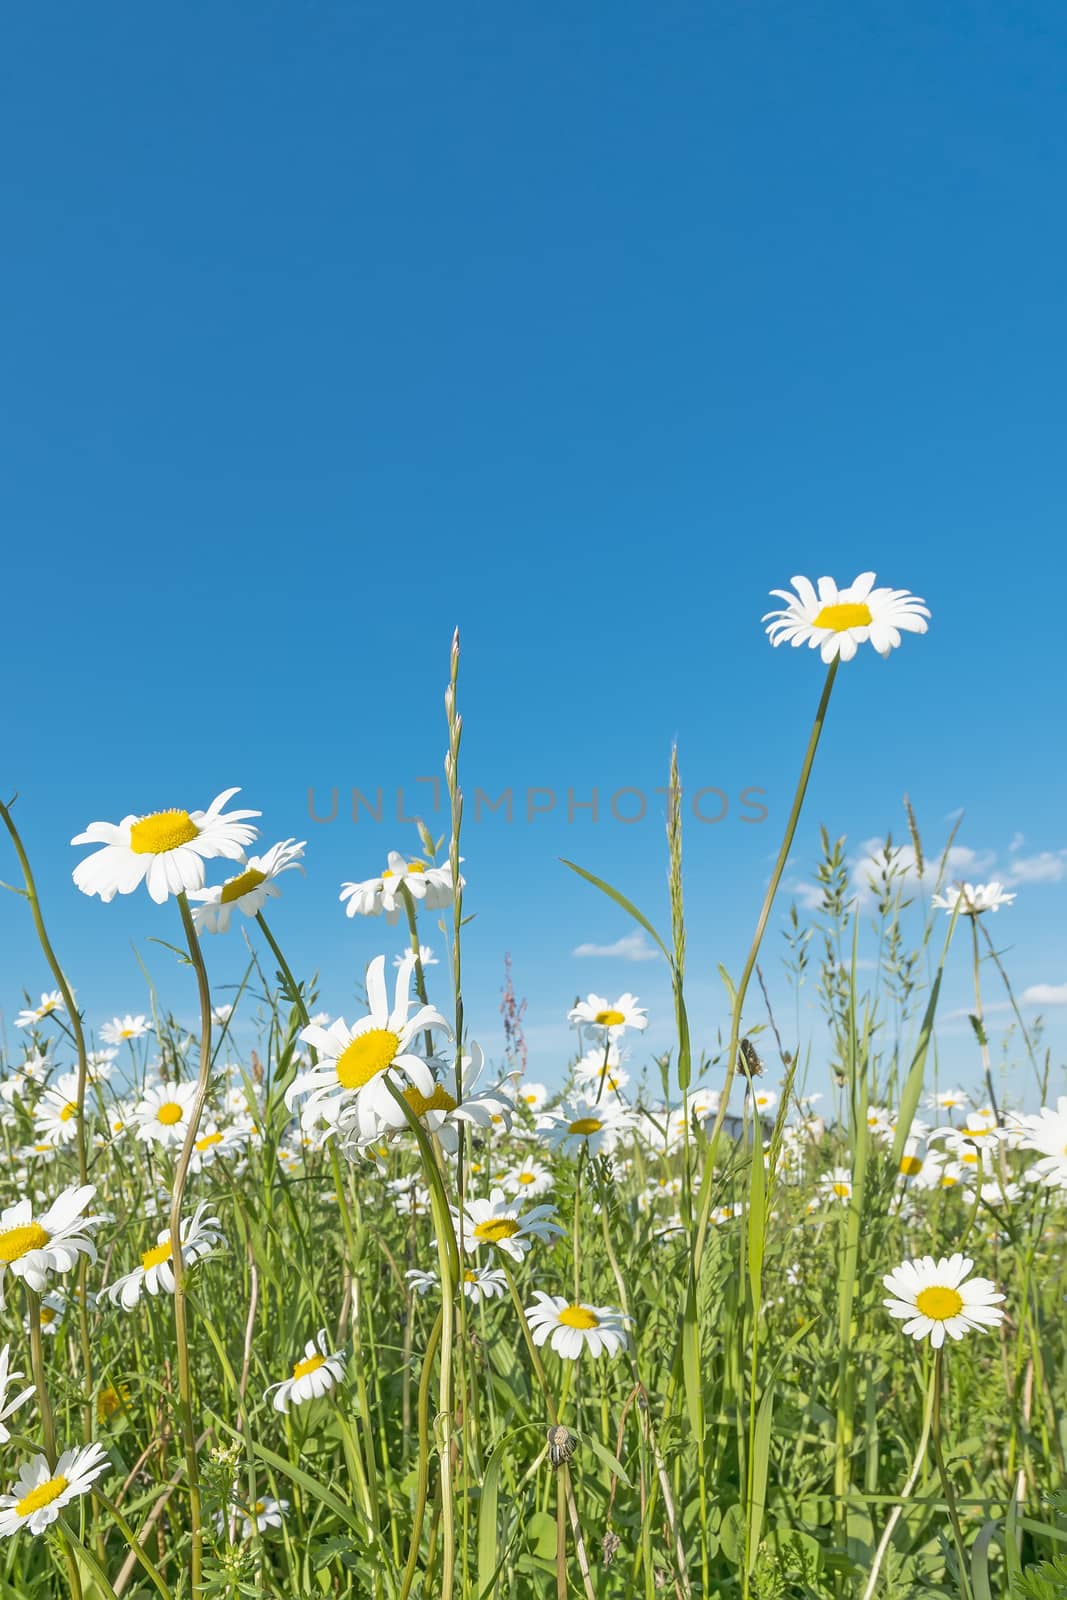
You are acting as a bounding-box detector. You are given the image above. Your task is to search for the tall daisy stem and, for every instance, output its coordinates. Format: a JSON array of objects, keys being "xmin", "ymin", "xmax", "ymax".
[
  {"xmin": 171, "ymin": 892, "xmax": 216, "ymax": 1598},
  {"xmin": 861, "ymin": 1359, "xmax": 936, "ymax": 1600},
  {"xmin": 0, "ymin": 799, "xmax": 96, "ymax": 1441},
  {"xmin": 930, "ymin": 1346, "xmax": 974, "ymax": 1600},
  {"xmin": 692, "ymin": 659, "xmax": 839, "ymax": 1271}
]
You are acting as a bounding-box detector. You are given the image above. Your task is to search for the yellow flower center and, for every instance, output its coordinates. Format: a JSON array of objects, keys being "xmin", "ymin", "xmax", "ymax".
[
  {"xmin": 382, "ymin": 861, "xmax": 426, "ymax": 878},
  {"xmin": 939, "ymin": 1173, "xmax": 959, "ymax": 1188},
  {"xmin": 129, "ymin": 809, "xmax": 200, "ymax": 855},
  {"xmin": 157, "ymin": 1102, "xmax": 184, "ymax": 1126},
  {"xmin": 472, "ymin": 1218, "xmax": 520, "ymax": 1244},
  {"xmin": 558, "ymin": 1305, "xmax": 599, "ymax": 1329},
  {"xmin": 220, "ymin": 867, "xmax": 267, "ymax": 904},
  {"xmin": 961, "ymin": 1151, "xmax": 978, "ymax": 1166},
  {"xmin": 39, "ymin": 1306, "xmax": 56, "ymax": 1325},
  {"xmin": 335, "ymin": 1030, "xmax": 400, "ymax": 1090},
  {"xmin": 593, "ymin": 1009, "xmax": 625, "ymax": 1027},
  {"xmin": 292, "ymin": 1352, "xmax": 326, "ymax": 1380},
  {"xmin": 463, "ymin": 1270, "xmax": 477, "ymax": 1283},
  {"xmin": 915, "ymin": 1285, "xmax": 964, "ymax": 1321},
  {"xmin": 142, "ymin": 1240, "xmax": 172, "ymax": 1271},
  {"xmin": 60, "ymin": 1102, "xmax": 78, "ymax": 1123},
  {"xmin": 812, "ymin": 601, "xmax": 873, "ymax": 632},
  {"xmin": 0, "ymin": 1222, "xmax": 49, "ymax": 1263},
  {"xmin": 832, "ymin": 1182, "xmax": 850, "ymax": 1197},
  {"xmin": 196, "ymin": 1132, "xmax": 224, "ymax": 1151},
  {"xmin": 403, "ymin": 1084, "xmax": 458, "ymax": 1117},
  {"xmin": 17, "ymin": 1475, "xmax": 69, "ymax": 1517},
  {"xmin": 120, "ymin": 1028, "xmax": 135, "ymax": 1038},
  {"xmin": 568, "ymin": 1117, "xmax": 602, "ymax": 1136},
  {"xmin": 899, "ymin": 1155, "xmax": 922, "ymax": 1176},
  {"xmin": 517, "ymin": 1172, "xmax": 536, "ymax": 1185}
]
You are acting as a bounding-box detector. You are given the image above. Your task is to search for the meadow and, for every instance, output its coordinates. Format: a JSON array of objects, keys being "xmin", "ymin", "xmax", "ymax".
[{"xmin": 0, "ymin": 579, "xmax": 1064, "ymax": 1600}]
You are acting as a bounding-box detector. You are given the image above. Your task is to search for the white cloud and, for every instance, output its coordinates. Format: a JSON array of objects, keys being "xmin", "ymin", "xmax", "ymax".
[
  {"xmin": 1021, "ymin": 982, "xmax": 1067, "ymax": 1006},
  {"xmin": 849, "ymin": 840, "xmax": 996, "ymax": 904},
  {"xmin": 1004, "ymin": 851, "xmax": 1067, "ymax": 886},
  {"xmin": 1009, "ymin": 832, "xmax": 1025, "ymax": 853},
  {"xmin": 572, "ymin": 931, "xmax": 660, "ymax": 963}
]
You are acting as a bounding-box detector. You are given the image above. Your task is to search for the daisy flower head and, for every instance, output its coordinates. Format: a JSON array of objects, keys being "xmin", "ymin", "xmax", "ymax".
[
  {"xmin": 574, "ymin": 1046, "xmax": 630, "ymax": 1098},
  {"xmin": 764, "ymin": 573, "xmax": 930, "ymax": 663},
  {"xmin": 0, "ymin": 1185, "xmax": 102, "ymax": 1308},
  {"xmin": 747, "ymin": 1087, "xmax": 779, "ymax": 1117},
  {"xmin": 187, "ymin": 1122, "xmax": 245, "ymax": 1174},
  {"xmin": 501, "ymin": 1160, "xmax": 554, "ymax": 1199},
  {"xmin": 33, "ymin": 1076, "xmax": 83, "ymax": 1147},
  {"xmin": 515, "ymin": 1080, "xmax": 549, "ymax": 1115},
  {"xmin": 105, "ymin": 1202, "xmax": 223, "ymax": 1310},
  {"xmin": 339, "ymin": 1041, "xmax": 513, "ymax": 1156},
  {"xmin": 100, "ymin": 1015, "xmax": 152, "ymax": 1045},
  {"xmin": 1012, "ymin": 1096, "xmax": 1067, "ymax": 1190},
  {"xmin": 219, "ymin": 1494, "xmax": 290, "ymax": 1541},
  {"xmin": 882, "ymin": 1254, "xmax": 1005, "ymax": 1347},
  {"xmin": 14, "ymin": 992, "xmax": 66, "ymax": 1030},
  {"xmin": 524, "ymin": 1293, "xmax": 631, "ymax": 1360},
  {"xmin": 394, "ymin": 943, "xmax": 438, "ymax": 969},
  {"xmin": 406, "ymin": 1265, "xmax": 508, "ymax": 1304},
  {"xmin": 925, "ymin": 1087, "xmax": 968, "ymax": 1113},
  {"xmin": 0, "ymin": 1346, "xmax": 34, "ymax": 1444},
  {"xmin": 266, "ymin": 1330, "xmax": 346, "ymax": 1412},
  {"xmin": 133, "ymin": 1081, "xmax": 200, "ymax": 1148},
  {"xmin": 931, "ymin": 882, "xmax": 1015, "ymax": 917},
  {"xmin": 71, "ymin": 788, "xmax": 260, "ymax": 905},
  {"xmin": 0, "ymin": 1442, "xmax": 110, "ymax": 1537},
  {"xmin": 455, "ymin": 1187, "xmax": 563, "ymax": 1261},
  {"xmin": 188, "ymin": 838, "xmax": 306, "ymax": 933},
  {"xmin": 818, "ymin": 1166, "xmax": 853, "ymax": 1204},
  {"xmin": 24, "ymin": 1293, "xmax": 66, "ymax": 1339},
  {"xmin": 339, "ymin": 853, "xmax": 459, "ymax": 924},
  {"xmin": 287, "ymin": 953, "xmax": 448, "ymax": 1132},
  {"xmin": 568, "ymin": 993, "xmax": 647, "ymax": 1040},
  {"xmin": 538, "ymin": 1096, "xmax": 631, "ymax": 1160}
]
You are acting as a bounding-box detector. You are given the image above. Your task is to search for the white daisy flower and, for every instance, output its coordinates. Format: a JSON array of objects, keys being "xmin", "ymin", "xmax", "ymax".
[
  {"xmin": 340, "ymin": 853, "xmax": 459, "ymax": 924},
  {"xmin": 0, "ymin": 1052, "xmax": 51, "ymax": 1103},
  {"xmin": 0, "ymin": 1186, "xmax": 103, "ymax": 1308},
  {"xmin": 133, "ymin": 1082, "xmax": 200, "ymax": 1148},
  {"xmin": 1010, "ymin": 1096, "xmax": 1067, "ymax": 1190},
  {"xmin": 747, "ymin": 1087, "xmax": 779, "ymax": 1117},
  {"xmin": 105, "ymin": 1202, "xmax": 223, "ymax": 1310},
  {"xmin": 33, "ymin": 1076, "xmax": 83, "ymax": 1148},
  {"xmin": 882, "ymin": 1254, "xmax": 1005, "ymax": 1347},
  {"xmin": 453, "ymin": 1187, "xmax": 563, "ymax": 1262},
  {"xmin": 287, "ymin": 954, "xmax": 448, "ymax": 1132},
  {"xmin": 537, "ymin": 1097, "xmax": 631, "ymax": 1160},
  {"xmin": 100, "ymin": 1015, "xmax": 152, "ymax": 1045},
  {"xmin": 266, "ymin": 1330, "xmax": 346, "ymax": 1411},
  {"xmin": 568, "ymin": 993, "xmax": 647, "ymax": 1039},
  {"xmin": 523, "ymin": 1293, "xmax": 631, "ymax": 1360},
  {"xmin": 86, "ymin": 1049, "xmax": 118, "ymax": 1082},
  {"xmin": 188, "ymin": 839, "xmax": 306, "ymax": 933},
  {"xmin": 931, "ymin": 882, "xmax": 1015, "ymax": 916},
  {"xmin": 0, "ymin": 1346, "xmax": 35, "ymax": 1444},
  {"xmin": 925, "ymin": 1087, "xmax": 968, "ymax": 1112},
  {"xmin": 501, "ymin": 1161, "xmax": 554, "ymax": 1199},
  {"xmin": 23, "ymin": 1293, "xmax": 65, "ymax": 1339},
  {"xmin": 71, "ymin": 788, "xmax": 260, "ymax": 905},
  {"xmin": 394, "ymin": 944, "xmax": 438, "ymax": 969},
  {"xmin": 337, "ymin": 1042, "xmax": 512, "ymax": 1155},
  {"xmin": 574, "ymin": 1046, "xmax": 630, "ymax": 1097},
  {"xmin": 763, "ymin": 572, "xmax": 930, "ymax": 663},
  {"xmin": 187, "ymin": 1123, "xmax": 245, "ymax": 1174},
  {"xmin": 218, "ymin": 1494, "xmax": 290, "ymax": 1540},
  {"xmin": 405, "ymin": 1266, "xmax": 508, "ymax": 1304},
  {"xmin": 14, "ymin": 993, "xmax": 66, "ymax": 1030},
  {"xmin": 818, "ymin": 1167, "xmax": 853, "ymax": 1204},
  {"xmin": 0, "ymin": 1442, "xmax": 110, "ymax": 1536},
  {"xmin": 514, "ymin": 1081, "xmax": 549, "ymax": 1115}
]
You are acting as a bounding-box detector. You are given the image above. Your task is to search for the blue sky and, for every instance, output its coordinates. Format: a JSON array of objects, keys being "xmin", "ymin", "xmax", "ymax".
[{"xmin": 2, "ymin": 1, "xmax": 1064, "ymax": 1106}]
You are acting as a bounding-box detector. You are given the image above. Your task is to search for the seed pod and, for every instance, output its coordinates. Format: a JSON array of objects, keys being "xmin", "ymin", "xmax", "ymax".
[{"xmin": 547, "ymin": 1424, "xmax": 577, "ymax": 1467}]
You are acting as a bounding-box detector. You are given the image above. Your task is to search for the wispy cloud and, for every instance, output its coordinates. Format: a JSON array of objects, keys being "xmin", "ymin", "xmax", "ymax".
[
  {"xmin": 1004, "ymin": 850, "xmax": 1067, "ymax": 886},
  {"xmin": 572, "ymin": 931, "xmax": 660, "ymax": 963},
  {"xmin": 1021, "ymin": 982, "xmax": 1067, "ymax": 1006}
]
